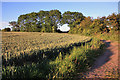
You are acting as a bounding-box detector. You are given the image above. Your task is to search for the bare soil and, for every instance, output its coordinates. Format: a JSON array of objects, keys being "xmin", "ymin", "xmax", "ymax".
[{"xmin": 78, "ymin": 40, "xmax": 119, "ymax": 78}]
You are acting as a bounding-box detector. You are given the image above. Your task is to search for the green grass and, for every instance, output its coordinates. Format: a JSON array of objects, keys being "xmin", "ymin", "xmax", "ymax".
[
  {"xmin": 48, "ymin": 37, "xmax": 105, "ymax": 78},
  {"xmin": 93, "ymin": 30, "xmax": 119, "ymax": 42},
  {"xmin": 2, "ymin": 32, "xmax": 106, "ymax": 79},
  {"xmin": 99, "ymin": 33, "xmax": 118, "ymax": 41}
]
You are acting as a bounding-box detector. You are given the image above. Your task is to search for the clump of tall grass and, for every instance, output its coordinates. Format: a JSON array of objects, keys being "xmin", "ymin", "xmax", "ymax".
[
  {"xmin": 48, "ymin": 37, "xmax": 105, "ymax": 79},
  {"xmin": 99, "ymin": 31, "xmax": 118, "ymax": 41}
]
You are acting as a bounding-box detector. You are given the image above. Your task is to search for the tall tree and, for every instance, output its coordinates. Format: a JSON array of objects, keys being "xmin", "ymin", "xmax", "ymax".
[
  {"xmin": 18, "ymin": 14, "xmax": 28, "ymax": 31},
  {"xmin": 61, "ymin": 11, "xmax": 85, "ymax": 27},
  {"xmin": 17, "ymin": 10, "xmax": 86, "ymax": 32},
  {"xmin": 49, "ymin": 10, "xmax": 62, "ymax": 32}
]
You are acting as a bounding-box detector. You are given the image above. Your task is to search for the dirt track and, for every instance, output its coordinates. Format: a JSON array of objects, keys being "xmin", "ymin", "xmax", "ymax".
[{"xmin": 78, "ymin": 40, "xmax": 119, "ymax": 78}]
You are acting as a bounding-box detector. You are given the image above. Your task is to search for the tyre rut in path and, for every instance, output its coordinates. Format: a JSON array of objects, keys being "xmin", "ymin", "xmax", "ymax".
[{"xmin": 78, "ymin": 40, "xmax": 119, "ymax": 78}]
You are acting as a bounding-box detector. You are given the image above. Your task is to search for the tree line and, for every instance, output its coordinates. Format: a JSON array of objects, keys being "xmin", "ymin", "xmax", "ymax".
[
  {"xmin": 9, "ymin": 10, "xmax": 85, "ymax": 32},
  {"xmin": 69, "ymin": 13, "xmax": 120, "ymax": 35},
  {"xmin": 2, "ymin": 10, "xmax": 120, "ymax": 34}
]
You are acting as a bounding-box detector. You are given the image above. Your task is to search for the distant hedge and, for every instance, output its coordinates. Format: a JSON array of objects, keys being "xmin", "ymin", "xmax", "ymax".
[{"xmin": 2, "ymin": 28, "xmax": 11, "ymax": 32}]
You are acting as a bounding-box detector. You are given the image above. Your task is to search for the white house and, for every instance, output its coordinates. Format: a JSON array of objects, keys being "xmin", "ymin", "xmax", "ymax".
[{"xmin": 57, "ymin": 23, "xmax": 70, "ymax": 32}]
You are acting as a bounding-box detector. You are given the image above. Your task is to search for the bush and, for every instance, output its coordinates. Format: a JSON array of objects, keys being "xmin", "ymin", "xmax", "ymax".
[
  {"xmin": 48, "ymin": 37, "xmax": 105, "ymax": 78},
  {"xmin": 2, "ymin": 28, "xmax": 11, "ymax": 32}
]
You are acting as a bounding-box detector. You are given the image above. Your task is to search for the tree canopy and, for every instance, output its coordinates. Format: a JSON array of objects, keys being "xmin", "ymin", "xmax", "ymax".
[
  {"xmin": 12, "ymin": 10, "xmax": 85, "ymax": 32},
  {"xmin": 69, "ymin": 13, "xmax": 120, "ymax": 35},
  {"xmin": 9, "ymin": 10, "xmax": 119, "ymax": 34}
]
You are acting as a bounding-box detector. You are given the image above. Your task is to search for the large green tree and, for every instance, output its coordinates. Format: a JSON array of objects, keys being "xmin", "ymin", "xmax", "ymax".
[
  {"xmin": 17, "ymin": 10, "xmax": 86, "ymax": 32},
  {"xmin": 49, "ymin": 10, "xmax": 62, "ymax": 32},
  {"xmin": 61, "ymin": 11, "xmax": 85, "ymax": 28}
]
